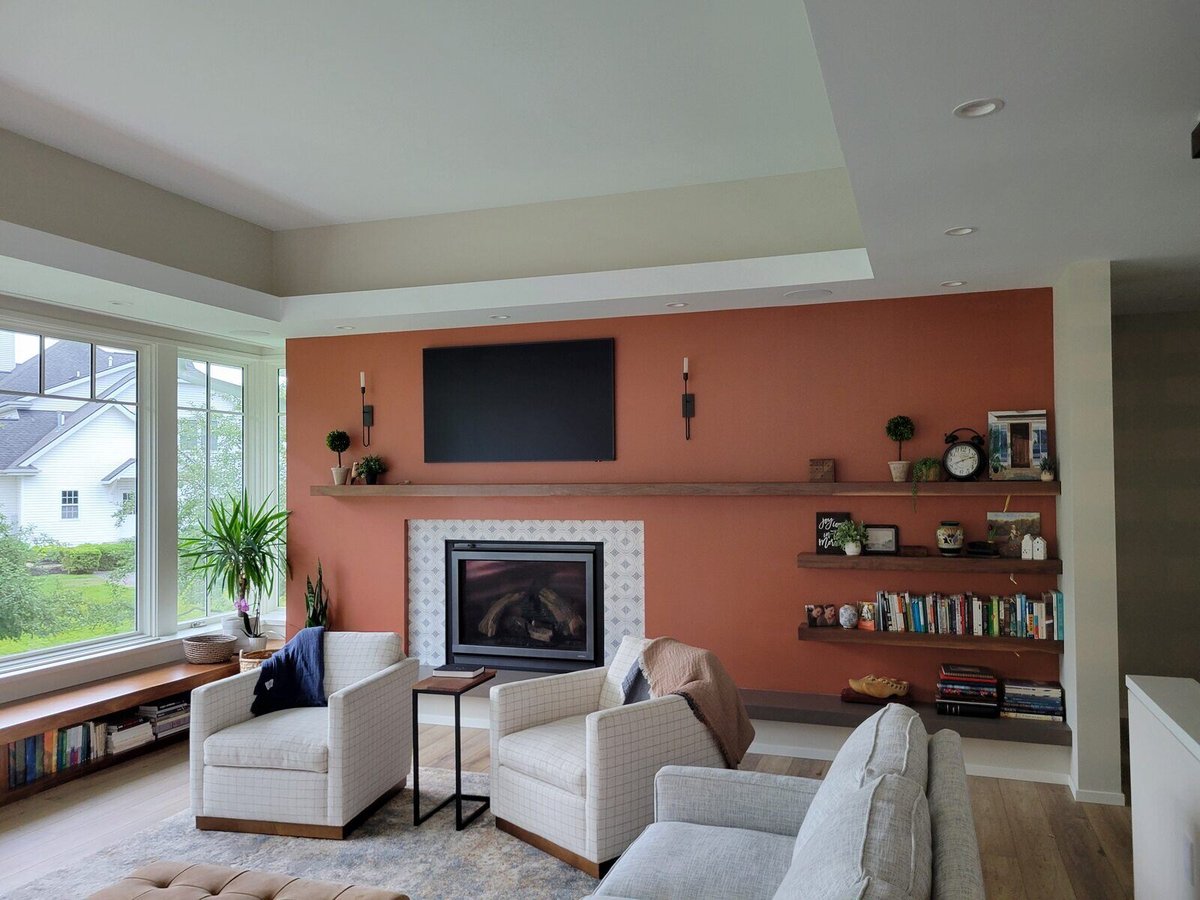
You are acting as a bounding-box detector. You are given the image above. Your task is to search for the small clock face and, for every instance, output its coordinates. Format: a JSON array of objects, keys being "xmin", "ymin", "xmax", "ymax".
[{"xmin": 945, "ymin": 443, "xmax": 983, "ymax": 479}]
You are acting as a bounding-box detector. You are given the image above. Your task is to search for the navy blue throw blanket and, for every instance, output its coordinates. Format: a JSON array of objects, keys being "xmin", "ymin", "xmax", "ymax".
[{"xmin": 251, "ymin": 626, "xmax": 326, "ymax": 716}]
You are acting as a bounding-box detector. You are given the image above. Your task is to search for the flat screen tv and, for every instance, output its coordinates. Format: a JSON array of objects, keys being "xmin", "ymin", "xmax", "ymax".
[{"xmin": 423, "ymin": 338, "xmax": 615, "ymax": 463}]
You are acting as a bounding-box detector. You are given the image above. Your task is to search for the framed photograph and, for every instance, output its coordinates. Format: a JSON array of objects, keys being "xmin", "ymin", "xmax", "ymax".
[
  {"xmin": 816, "ymin": 512, "xmax": 851, "ymax": 555},
  {"xmin": 863, "ymin": 524, "xmax": 899, "ymax": 555},
  {"xmin": 988, "ymin": 410, "xmax": 1049, "ymax": 480},
  {"xmin": 986, "ymin": 511, "xmax": 1041, "ymax": 559},
  {"xmin": 805, "ymin": 603, "xmax": 838, "ymax": 628}
]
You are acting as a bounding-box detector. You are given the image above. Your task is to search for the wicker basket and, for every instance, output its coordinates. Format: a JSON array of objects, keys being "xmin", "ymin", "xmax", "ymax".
[
  {"xmin": 239, "ymin": 649, "xmax": 274, "ymax": 672},
  {"xmin": 183, "ymin": 633, "xmax": 238, "ymax": 664}
]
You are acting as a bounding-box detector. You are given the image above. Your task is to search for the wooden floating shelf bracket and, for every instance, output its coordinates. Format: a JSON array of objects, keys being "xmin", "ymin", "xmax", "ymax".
[
  {"xmin": 311, "ymin": 481, "xmax": 1061, "ymax": 498},
  {"xmin": 797, "ymin": 624, "xmax": 1063, "ymax": 655},
  {"xmin": 795, "ymin": 553, "xmax": 1063, "ymax": 575}
]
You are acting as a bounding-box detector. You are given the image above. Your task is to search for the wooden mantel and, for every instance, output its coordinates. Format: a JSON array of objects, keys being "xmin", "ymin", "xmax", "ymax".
[{"xmin": 311, "ymin": 481, "xmax": 1061, "ymax": 498}]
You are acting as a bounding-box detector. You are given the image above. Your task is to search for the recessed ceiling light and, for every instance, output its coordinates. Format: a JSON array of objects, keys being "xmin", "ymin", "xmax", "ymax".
[
  {"xmin": 335, "ymin": 325, "xmax": 356, "ymax": 331},
  {"xmin": 665, "ymin": 302, "xmax": 689, "ymax": 308},
  {"xmin": 230, "ymin": 328, "xmax": 270, "ymax": 337},
  {"xmin": 783, "ymin": 288, "xmax": 833, "ymax": 300},
  {"xmin": 489, "ymin": 315, "xmax": 511, "ymax": 320},
  {"xmin": 953, "ymin": 97, "xmax": 1005, "ymax": 119},
  {"xmin": 940, "ymin": 281, "xmax": 966, "ymax": 288},
  {"xmin": 944, "ymin": 226, "xmax": 977, "ymax": 236}
]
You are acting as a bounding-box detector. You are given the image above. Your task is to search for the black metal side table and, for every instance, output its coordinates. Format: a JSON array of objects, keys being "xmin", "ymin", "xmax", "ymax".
[{"xmin": 411, "ymin": 668, "xmax": 496, "ymax": 830}]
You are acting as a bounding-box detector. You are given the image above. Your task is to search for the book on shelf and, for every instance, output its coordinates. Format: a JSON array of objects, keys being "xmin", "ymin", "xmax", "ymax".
[
  {"xmin": 1000, "ymin": 677, "xmax": 1065, "ymax": 721},
  {"xmin": 935, "ymin": 698, "xmax": 999, "ymax": 718},
  {"xmin": 432, "ymin": 664, "xmax": 485, "ymax": 678},
  {"xmin": 855, "ymin": 591, "xmax": 1063, "ymax": 641}
]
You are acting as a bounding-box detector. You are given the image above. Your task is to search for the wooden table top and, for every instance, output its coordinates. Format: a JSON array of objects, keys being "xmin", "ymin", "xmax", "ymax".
[{"xmin": 412, "ymin": 669, "xmax": 497, "ymax": 695}]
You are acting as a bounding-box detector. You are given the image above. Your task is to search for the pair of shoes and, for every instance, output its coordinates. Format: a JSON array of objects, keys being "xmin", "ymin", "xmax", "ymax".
[{"xmin": 848, "ymin": 674, "xmax": 910, "ymax": 699}]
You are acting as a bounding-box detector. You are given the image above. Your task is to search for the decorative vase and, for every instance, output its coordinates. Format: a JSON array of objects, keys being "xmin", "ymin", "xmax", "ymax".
[
  {"xmin": 839, "ymin": 604, "xmax": 859, "ymax": 629},
  {"xmin": 936, "ymin": 521, "xmax": 964, "ymax": 556},
  {"xmin": 244, "ymin": 635, "xmax": 268, "ymax": 652},
  {"xmin": 331, "ymin": 466, "xmax": 350, "ymax": 485},
  {"xmin": 888, "ymin": 460, "xmax": 911, "ymax": 483},
  {"xmin": 844, "ymin": 541, "xmax": 862, "ymax": 556},
  {"xmin": 1040, "ymin": 469, "xmax": 1054, "ymax": 482}
]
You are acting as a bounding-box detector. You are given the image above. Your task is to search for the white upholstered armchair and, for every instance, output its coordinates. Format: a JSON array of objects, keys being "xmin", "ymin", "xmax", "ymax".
[
  {"xmin": 190, "ymin": 631, "xmax": 419, "ymax": 839},
  {"xmin": 490, "ymin": 636, "xmax": 725, "ymax": 875}
]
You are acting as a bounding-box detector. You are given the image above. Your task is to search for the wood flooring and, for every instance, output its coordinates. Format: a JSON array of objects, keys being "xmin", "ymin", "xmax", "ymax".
[{"xmin": 0, "ymin": 725, "xmax": 1132, "ymax": 899}]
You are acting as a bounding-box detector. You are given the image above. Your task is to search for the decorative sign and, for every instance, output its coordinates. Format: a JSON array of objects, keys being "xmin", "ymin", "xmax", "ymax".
[
  {"xmin": 816, "ymin": 511, "xmax": 851, "ymax": 555},
  {"xmin": 809, "ymin": 458, "xmax": 836, "ymax": 483}
]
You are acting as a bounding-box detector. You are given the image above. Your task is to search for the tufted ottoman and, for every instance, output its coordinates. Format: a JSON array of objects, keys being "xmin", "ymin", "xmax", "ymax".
[{"xmin": 87, "ymin": 860, "xmax": 410, "ymax": 900}]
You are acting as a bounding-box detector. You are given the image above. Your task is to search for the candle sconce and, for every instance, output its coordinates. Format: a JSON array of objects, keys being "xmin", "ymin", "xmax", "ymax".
[
  {"xmin": 682, "ymin": 357, "xmax": 694, "ymax": 440},
  {"xmin": 360, "ymin": 371, "xmax": 373, "ymax": 447}
]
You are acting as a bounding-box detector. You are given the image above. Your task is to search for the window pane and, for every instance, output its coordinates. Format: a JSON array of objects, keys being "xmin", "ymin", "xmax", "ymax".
[
  {"xmin": 278, "ymin": 369, "xmax": 287, "ymax": 414},
  {"xmin": 0, "ymin": 331, "xmax": 42, "ymax": 394},
  {"xmin": 177, "ymin": 409, "xmax": 207, "ymax": 622},
  {"xmin": 210, "ymin": 364, "xmax": 243, "ymax": 414},
  {"xmin": 205, "ymin": 413, "xmax": 243, "ymax": 616},
  {"xmin": 43, "ymin": 339, "xmax": 92, "ymax": 399},
  {"xmin": 96, "ymin": 345, "xmax": 137, "ymax": 402},
  {"xmin": 177, "ymin": 358, "xmax": 207, "ymax": 410}
]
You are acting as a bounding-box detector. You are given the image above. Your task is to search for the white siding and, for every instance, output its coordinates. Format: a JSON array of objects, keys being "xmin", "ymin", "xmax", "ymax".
[{"xmin": 0, "ymin": 477, "xmax": 20, "ymax": 527}]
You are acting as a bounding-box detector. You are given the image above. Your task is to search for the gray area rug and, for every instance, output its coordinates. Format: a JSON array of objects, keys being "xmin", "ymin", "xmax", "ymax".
[{"xmin": 7, "ymin": 769, "xmax": 598, "ymax": 900}]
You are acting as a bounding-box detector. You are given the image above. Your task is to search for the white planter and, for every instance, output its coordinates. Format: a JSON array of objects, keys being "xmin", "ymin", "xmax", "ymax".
[
  {"xmin": 844, "ymin": 542, "xmax": 862, "ymax": 556},
  {"xmin": 888, "ymin": 460, "xmax": 911, "ymax": 482},
  {"xmin": 331, "ymin": 466, "xmax": 351, "ymax": 485},
  {"xmin": 1040, "ymin": 470, "xmax": 1055, "ymax": 482},
  {"xmin": 244, "ymin": 635, "xmax": 269, "ymax": 652}
]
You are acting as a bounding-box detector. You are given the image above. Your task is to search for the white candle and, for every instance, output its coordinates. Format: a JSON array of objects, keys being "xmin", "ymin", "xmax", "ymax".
[
  {"xmin": 359, "ymin": 371, "xmax": 366, "ymax": 389},
  {"xmin": 683, "ymin": 357, "xmax": 689, "ymax": 376}
]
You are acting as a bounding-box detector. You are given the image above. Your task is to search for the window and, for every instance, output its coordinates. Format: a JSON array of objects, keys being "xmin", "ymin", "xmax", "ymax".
[
  {"xmin": 276, "ymin": 368, "xmax": 287, "ymax": 608},
  {"xmin": 177, "ymin": 357, "xmax": 244, "ymax": 622},
  {"xmin": 0, "ymin": 328, "xmax": 139, "ymax": 658}
]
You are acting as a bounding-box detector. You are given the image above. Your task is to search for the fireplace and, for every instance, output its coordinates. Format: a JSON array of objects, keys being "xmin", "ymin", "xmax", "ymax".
[{"xmin": 445, "ymin": 540, "xmax": 604, "ymax": 673}]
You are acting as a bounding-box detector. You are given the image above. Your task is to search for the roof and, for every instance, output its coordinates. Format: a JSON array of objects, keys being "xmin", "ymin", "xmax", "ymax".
[
  {"xmin": 0, "ymin": 409, "xmax": 60, "ymax": 469},
  {"xmin": 100, "ymin": 458, "xmax": 136, "ymax": 483},
  {"xmin": 0, "ymin": 341, "xmax": 135, "ymax": 395}
]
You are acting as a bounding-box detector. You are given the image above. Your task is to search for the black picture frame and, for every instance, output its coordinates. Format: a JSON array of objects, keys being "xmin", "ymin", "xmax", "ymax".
[
  {"xmin": 864, "ymin": 524, "xmax": 899, "ymax": 555},
  {"xmin": 816, "ymin": 512, "xmax": 851, "ymax": 555}
]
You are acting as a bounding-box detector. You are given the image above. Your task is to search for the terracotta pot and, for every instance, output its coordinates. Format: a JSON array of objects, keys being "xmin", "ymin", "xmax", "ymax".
[{"xmin": 888, "ymin": 460, "xmax": 911, "ymax": 482}]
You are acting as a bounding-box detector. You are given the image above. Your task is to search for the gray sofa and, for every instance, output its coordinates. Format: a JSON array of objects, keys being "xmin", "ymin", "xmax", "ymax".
[{"xmin": 585, "ymin": 704, "xmax": 985, "ymax": 900}]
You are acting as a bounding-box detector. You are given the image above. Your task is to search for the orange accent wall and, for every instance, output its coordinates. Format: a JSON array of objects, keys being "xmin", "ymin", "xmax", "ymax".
[{"xmin": 285, "ymin": 289, "xmax": 1059, "ymax": 699}]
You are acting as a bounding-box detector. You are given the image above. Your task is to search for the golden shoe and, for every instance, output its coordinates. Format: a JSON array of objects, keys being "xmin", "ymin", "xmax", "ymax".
[{"xmin": 848, "ymin": 674, "xmax": 910, "ymax": 699}]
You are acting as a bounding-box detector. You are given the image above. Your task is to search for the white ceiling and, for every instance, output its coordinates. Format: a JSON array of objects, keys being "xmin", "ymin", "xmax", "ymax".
[{"xmin": 0, "ymin": 0, "xmax": 844, "ymax": 229}]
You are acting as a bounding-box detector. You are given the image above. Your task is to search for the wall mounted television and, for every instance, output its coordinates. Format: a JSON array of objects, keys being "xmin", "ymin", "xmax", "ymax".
[{"xmin": 423, "ymin": 338, "xmax": 616, "ymax": 463}]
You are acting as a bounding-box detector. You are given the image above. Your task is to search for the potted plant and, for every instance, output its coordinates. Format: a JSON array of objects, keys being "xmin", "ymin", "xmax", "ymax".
[
  {"xmin": 885, "ymin": 415, "xmax": 915, "ymax": 482},
  {"xmin": 326, "ymin": 430, "xmax": 351, "ymax": 485},
  {"xmin": 355, "ymin": 454, "xmax": 387, "ymax": 485},
  {"xmin": 910, "ymin": 456, "xmax": 942, "ymax": 509},
  {"xmin": 1039, "ymin": 455, "xmax": 1058, "ymax": 482},
  {"xmin": 179, "ymin": 493, "xmax": 290, "ymax": 651},
  {"xmin": 304, "ymin": 559, "xmax": 330, "ymax": 628},
  {"xmin": 830, "ymin": 519, "xmax": 870, "ymax": 556}
]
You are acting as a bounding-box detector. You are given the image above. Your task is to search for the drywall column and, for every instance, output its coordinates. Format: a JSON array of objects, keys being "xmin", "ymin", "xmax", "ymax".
[{"xmin": 1053, "ymin": 260, "xmax": 1124, "ymax": 804}]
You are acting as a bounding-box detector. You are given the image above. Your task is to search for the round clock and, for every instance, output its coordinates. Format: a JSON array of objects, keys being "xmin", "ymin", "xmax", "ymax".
[{"xmin": 942, "ymin": 428, "xmax": 986, "ymax": 481}]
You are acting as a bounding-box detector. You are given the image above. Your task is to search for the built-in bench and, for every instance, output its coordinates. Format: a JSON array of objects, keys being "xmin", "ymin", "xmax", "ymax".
[{"xmin": 0, "ymin": 660, "xmax": 238, "ymax": 805}]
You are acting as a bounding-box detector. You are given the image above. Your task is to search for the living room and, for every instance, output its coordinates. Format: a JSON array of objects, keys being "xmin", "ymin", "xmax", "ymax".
[{"xmin": 1, "ymin": 2, "xmax": 1198, "ymax": 899}]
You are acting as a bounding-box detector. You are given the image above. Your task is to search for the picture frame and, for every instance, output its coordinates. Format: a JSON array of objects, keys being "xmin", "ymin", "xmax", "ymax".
[
  {"xmin": 863, "ymin": 524, "xmax": 899, "ymax": 555},
  {"xmin": 986, "ymin": 511, "xmax": 1041, "ymax": 559},
  {"xmin": 805, "ymin": 603, "xmax": 839, "ymax": 628},
  {"xmin": 815, "ymin": 512, "xmax": 851, "ymax": 555},
  {"xmin": 987, "ymin": 409, "xmax": 1049, "ymax": 481}
]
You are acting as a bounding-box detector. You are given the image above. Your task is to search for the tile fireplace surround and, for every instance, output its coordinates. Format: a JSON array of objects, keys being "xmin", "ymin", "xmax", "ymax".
[{"xmin": 407, "ymin": 519, "xmax": 646, "ymax": 667}]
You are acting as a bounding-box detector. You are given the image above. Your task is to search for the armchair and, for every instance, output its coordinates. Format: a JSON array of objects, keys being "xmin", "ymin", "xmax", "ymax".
[
  {"xmin": 190, "ymin": 631, "xmax": 418, "ymax": 839},
  {"xmin": 490, "ymin": 636, "xmax": 726, "ymax": 876}
]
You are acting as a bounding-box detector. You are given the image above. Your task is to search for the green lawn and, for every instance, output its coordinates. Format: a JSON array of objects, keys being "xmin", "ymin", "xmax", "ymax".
[{"xmin": 0, "ymin": 573, "xmax": 136, "ymax": 658}]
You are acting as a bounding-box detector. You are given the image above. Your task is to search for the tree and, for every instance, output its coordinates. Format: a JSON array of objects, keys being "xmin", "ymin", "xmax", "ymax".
[{"xmin": 0, "ymin": 516, "xmax": 39, "ymax": 641}]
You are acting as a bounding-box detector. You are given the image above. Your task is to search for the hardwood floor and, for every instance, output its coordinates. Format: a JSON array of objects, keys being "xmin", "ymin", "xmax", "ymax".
[{"xmin": 0, "ymin": 726, "xmax": 1132, "ymax": 899}]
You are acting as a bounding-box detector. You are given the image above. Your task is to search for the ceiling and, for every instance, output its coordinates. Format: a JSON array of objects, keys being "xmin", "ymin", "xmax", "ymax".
[{"xmin": 0, "ymin": 0, "xmax": 843, "ymax": 229}]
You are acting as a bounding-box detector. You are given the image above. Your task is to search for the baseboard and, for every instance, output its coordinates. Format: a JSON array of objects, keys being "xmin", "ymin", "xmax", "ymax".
[{"xmin": 1069, "ymin": 773, "xmax": 1126, "ymax": 806}]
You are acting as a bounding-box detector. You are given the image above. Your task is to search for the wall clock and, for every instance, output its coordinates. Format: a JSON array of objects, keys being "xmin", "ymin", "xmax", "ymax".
[{"xmin": 942, "ymin": 428, "xmax": 986, "ymax": 481}]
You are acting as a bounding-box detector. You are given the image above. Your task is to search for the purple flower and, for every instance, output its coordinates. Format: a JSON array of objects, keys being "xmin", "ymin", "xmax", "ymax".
[{"xmin": 234, "ymin": 596, "xmax": 250, "ymax": 614}]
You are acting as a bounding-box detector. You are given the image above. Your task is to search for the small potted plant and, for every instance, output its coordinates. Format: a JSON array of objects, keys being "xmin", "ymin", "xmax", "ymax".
[
  {"xmin": 1039, "ymin": 455, "xmax": 1057, "ymax": 482},
  {"xmin": 326, "ymin": 430, "xmax": 351, "ymax": 485},
  {"xmin": 355, "ymin": 454, "xmax": 387, "ymax": 485},
  {"xmin": 305, "ymin": 559, "xmax": 330, "ymax": 628},
  {"xmin": 831, "ymin": 519, "xmax": 870, "ymax": 556},
  {"xmin": 910, "ymin": 456, "xmax": 942, "ymax": 509},
  {"xmin": 885, "ymin": 415, "xmax": 915, "ymax": 482}
]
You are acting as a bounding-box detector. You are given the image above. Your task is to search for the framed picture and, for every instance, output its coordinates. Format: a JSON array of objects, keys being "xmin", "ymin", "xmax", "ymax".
[
  {"xmin": 988, "ymin": 410, "xmax": 1049, "ymax": 480},
  {"xmin": 805, "ymin": 603, "xmax": 838, "ymax": 628},
  {"xmin": 816, "ymin": 512, "xmax": 851, "ymax": 555},
  {"xmin": 986, "ymin": 511, "xmax": 1041, "ymax": 559},
  {"xmin": 863, "ymin": 524, "xmax": 899, "ymax": 555}
]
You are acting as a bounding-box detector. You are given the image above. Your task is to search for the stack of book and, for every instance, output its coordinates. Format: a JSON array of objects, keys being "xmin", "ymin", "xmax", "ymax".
[
  {"xmin": 5, "ymin": 722, "xmax": 107, "ymax": 788},
  {"xmin": 105, "ymin": 715, "xmax": 155, "ymax": 755},
  {"xmin": 861, "ymin": 591, "xmax": 1063, "ymax": 640},
  {"xmin": 137, "ymin": 696, "xmax": 190, "ymax": 739},
  {"xmin": 1001, "ymin": 679, "xmax": 1065, "ymax": 722},
  {"xmin": 935, "ymin": 664, "xmax": 1000, "ymax": 718}
]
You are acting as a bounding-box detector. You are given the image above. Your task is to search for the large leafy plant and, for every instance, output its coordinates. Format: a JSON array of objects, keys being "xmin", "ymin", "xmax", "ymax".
[
  {"xmin": 305, "ymin": 559, "xmax": 330, "ymax": 628},
  {"xmin": 179, "ymin": 493, "xmax": 289, "ymax": 636}
]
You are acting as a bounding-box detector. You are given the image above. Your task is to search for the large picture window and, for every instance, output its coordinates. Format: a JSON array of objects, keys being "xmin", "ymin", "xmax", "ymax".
[{"xmin": 0, "ymin": 329, "xmax": 138, "ymax": 658}]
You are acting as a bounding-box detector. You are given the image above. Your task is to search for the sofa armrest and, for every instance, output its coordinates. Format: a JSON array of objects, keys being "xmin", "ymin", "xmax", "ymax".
[
  {"xmin": 490, "ymin": 666, "xmax": 606, "ymax": 740},
  {"xmin": 654, "ymin": 765, "xmax": 821, "ymax": 837},
  {"xmin": 189, "ymin": 669, "xmax": 259, "ymax": 815},
  {"xmin": 327, "ymin": 657, "xmax": 419, "ymax": 824}
]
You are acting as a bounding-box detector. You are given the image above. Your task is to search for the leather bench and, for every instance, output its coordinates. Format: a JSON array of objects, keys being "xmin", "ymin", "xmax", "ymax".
[{"xmin": 88, "ymin": 861, "xmax": 409, "ymax": 900}]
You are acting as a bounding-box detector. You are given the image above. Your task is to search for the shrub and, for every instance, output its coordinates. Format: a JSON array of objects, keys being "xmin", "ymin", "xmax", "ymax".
[{"xmin": 62, "ymin": 547, "xmax": 103, "ymax": 574}]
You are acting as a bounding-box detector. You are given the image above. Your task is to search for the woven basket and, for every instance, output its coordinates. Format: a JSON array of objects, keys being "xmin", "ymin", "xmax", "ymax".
[
  {"xmin": 239, "ymin": 649, "xmax": 274, "ymax": 673},
  {"xmin": 183, "ymin": 633, "xmax": 238, "ymax": 664}
]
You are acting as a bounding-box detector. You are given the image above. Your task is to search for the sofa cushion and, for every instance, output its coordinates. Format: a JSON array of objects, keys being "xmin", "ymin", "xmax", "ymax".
[
  {"xmin": 594, "ymin": 821, "xmax": 793, "ymax": 900},
  {"xmin": 796, "ymin": 703, "xmax": 928, "ymax": 849},
  {"xmin": 779, "ymin": 774, "xmax": 933, "ymax": 900},
  {"xmin": 204, "ymin": 707, "xmax": 329, "ymax": 773},
  {"xmin": 927, "ymin": 730, "xmax": 986, "ymax": 900},
  {"xmin": 323, "ymin": 631, "xmax": 403, "ymax": 696},
  {"xmin": 87, "ymin": 860, "xmax": 408, "ymax": 900},
  {"xmin": 496, "ymin": 713, "xmax": 588, "ymax": 796},
  {"xmin": 598, "ymin": 636, "xmax": 651, "ymax": 709}
]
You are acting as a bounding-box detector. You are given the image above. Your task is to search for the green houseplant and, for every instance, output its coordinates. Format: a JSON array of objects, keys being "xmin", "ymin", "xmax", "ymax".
[
  {"xmin": 355, "ymin": 454, "xmax": 387, "ymax": 485},
  {"xmin": 830, "ymin": 519, "xmax": 870, "ymax": 556},
  {"xmin": 178, "ymin": 493, "xmax": 289, "ymax": 641},
  {"xmin": 885, "ymin": 415, "xmax": 915, "ymax": 482},
  {"xmin": 305, "ymin": 559, "xmax": 330, "ymax": 628},
  {"xmin": 910, "ymin": 456, "xmax": 942, "ymax": 509},
  {"xmin": 1039, "ymin": 455, "xmax": 1058, "ymax": 482},
  {"xmin": 326, "ymin": 430, "xmax": 352, "ymax": 485}
]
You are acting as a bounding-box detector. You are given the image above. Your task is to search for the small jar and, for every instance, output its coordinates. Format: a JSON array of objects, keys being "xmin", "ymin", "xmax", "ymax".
[{"xmin": 936, "ymin": 521, "xmax": 964, "ymax": 556}]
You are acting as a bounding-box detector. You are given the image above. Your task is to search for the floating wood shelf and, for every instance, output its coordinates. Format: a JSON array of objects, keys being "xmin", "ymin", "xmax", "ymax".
[
  {"xmin": 796, "ymin": 553, "xmax": 1063, "ymax": 575},
  {"xmin": 797, "ymin": 624, "xmax": 1063, "ymax": 655},
  {"xmin": 311, "ymin": 480, "xmax": 1061, "ymax": 498}
]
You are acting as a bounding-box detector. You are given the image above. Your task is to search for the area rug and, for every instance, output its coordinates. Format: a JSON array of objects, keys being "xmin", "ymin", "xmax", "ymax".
[{"xmin": 7, "ymin": 769, "xmax": 598, "ymax": 900}]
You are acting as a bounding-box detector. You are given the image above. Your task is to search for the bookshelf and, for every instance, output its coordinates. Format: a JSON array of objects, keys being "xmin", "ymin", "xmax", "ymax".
[
  {"xmin": 796, "ymin": 553, "xmax": 1063, "ymax": 575},
  {"xmin": 797, "ymin": 624, "xmax": 1063, "ymax": 655}
]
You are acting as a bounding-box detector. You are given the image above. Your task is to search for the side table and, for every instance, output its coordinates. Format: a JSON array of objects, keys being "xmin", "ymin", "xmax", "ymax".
[{"xmin": 412, "ymin": 668, "xmax": 496, "ymax": 830}]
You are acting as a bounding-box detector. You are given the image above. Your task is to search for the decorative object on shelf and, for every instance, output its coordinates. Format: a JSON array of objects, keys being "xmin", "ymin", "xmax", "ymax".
[
  {"xmin": 857, "ymin": 600, "xmax": 876, "ymax": 630},
  {"xmin": 986, "ymin": 511, "xmax": 1041, "ymax": 559},
  {"xmin": 840, "ymin": 686, "xmax": 915, "ymax": 706},
  {"xmin": 816, "ymin": 511, "xmax": 852, "ymax": 554},
  {"xmin": 1039, "ymin": 455, "xmax": 1058, "ymax": 482},
  {"xmin": 987, "ymin": 410, "xmax": 1049, "ymax": 480},
  {"xmin": 848, "ymin": 674, "xmax": 910, "ymax": 699},
  {"xmin": 354, "ymin": 454, "xmax": 387, "ymax": 485},
  {"xmin": 909, "ymin": 456, "xmax": 942, "ymax": 509},
  {"xmin": 809, "ymin": 458, "xmax": 836, "ymax": 483},
  {"xmin": 936, "ymin": 521, "xmax": 965, "ymax": 556},
  {"xmin": 326, "ymin": 430, "xmax": 352, "ymax": 485},
  {"xmin": 178, "ymin": 492, "xmax": 290, "ymax": 643},
  {"xmin": 239, "ymin": 649, "xmax": 274, "ymax": 673},
  {"xmin": 681, "ymin": 357, "xmax": 695, "ymax": 440},
  {"xmin": 838, "ymin": 603, "xmax": 859, "ymax": 629},
  {"xmin": 965, "ymin": 540, "xmax": 1000, "ymax": 558},
  {"xmin": 304, "ymin": 559, "xmax": 330, "ymax": 628},
  {"xmin": 863, "ymin": 524, "xmax": 899, "ymax": 555},
  {"xmin": 182, "ymin": 633, "xmax": 238, "ymax": 664},
  {"xmin": 1032, "ymin": 536, "xmax": 1048, "ymax": 560},
  {"xmin": 885, "ymin": 415, "xmax": 915, "ymax": 482},
  {"xmin": 359, "ymin": 371, "xmax": 374, "ymax": 447},
  {"xmin": 942, "ymin": 427, "xmax": 986, "ymax": 481},
  {"xmin": 1021, "ymin": 533, "xmax": 1034, "ymax": 560},
  {"xmin": 830, "ymin": 519, "xmax": 870, "ymax": 556},
  {"xmin": 805, "ymin": 604, "xmax": 838, "ymax": 627},
  {"xmin": 898, "ymin": 545, "xmax": 929, "ymax": 557}
]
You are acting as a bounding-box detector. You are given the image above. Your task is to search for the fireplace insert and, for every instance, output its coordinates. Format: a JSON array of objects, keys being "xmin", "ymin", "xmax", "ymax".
[{"xmin": 445, "ymin": 540, "xmax": 604, "ymax": 673}]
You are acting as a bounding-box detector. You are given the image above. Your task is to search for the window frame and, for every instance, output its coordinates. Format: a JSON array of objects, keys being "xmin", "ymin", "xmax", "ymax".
[{"xmin": 60, "ymin": 489, "xmax": 80, "ymax": 520}]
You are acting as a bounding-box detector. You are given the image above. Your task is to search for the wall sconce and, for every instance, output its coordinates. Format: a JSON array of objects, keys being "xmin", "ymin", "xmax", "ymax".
[
  {"xmin": 360, "ymin": 371, "xmax": 374, "ymax": 447},
  {"xmin": 681, "ymin": 357, "xmax": 695, "ymax": 440}
]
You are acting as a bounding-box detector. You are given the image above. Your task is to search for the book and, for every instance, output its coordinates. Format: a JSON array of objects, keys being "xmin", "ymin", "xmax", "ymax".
[
  {"xmin": 936, "ymin": 699, "xmax": 999, "ymax": 718},
  {"xmin": 432, "ymin": 664, "xmax": 485, "ymax": 678},
  {"xmin": 939, "ymin": 664, "xmax": 998, "ymax": 683}
]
